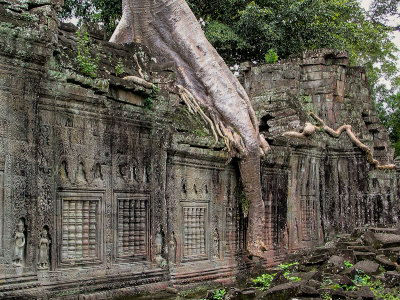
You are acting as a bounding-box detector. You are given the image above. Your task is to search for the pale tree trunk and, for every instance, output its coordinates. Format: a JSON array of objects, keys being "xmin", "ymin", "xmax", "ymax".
[{"xmin": 111, "ymin": 0, "xmax": 269, "ymax": 256}]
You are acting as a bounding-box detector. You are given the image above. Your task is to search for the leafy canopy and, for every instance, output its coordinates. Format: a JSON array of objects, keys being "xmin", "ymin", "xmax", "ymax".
[
  {"xmin": 60, "ymin": 0, "xmax": 400, "ymax": 156},
  {"xmin": 370, "ymin": 0, "xmax": 400, "ymax": 31}
]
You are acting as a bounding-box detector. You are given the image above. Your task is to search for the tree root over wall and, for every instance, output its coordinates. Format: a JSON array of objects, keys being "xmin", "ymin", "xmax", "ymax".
[{"xmin": 283, "ymin": 112, "xmax": 395, "ymax": 170}]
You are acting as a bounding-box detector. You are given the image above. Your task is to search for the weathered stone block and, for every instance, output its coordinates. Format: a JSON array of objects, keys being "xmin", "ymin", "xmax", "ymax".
[{"xmin": 353, "ymin": 260, "xmax": 380, "ymax": 275}]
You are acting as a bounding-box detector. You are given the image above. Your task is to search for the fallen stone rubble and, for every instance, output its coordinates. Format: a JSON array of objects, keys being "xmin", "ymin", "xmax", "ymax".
[{"xmin": 203, "ymin": 225, "xmax": 400, "ymax": 300}]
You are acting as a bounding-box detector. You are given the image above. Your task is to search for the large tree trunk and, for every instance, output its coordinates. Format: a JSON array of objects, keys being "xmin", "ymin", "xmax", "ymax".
[{"xmin": 110, "ymin": 0, "xmax": 269, "ymax": 256}]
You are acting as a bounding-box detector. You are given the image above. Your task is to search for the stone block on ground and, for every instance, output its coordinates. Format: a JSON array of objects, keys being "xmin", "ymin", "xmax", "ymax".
[
  {"xmin": 240, "ymin": 288, "xmax": 257, "ymax": 299},
  {"xmin": 348, "ymin": 246, "xmax": 375, "ymax": 253},
  {"xmin": 361, "ymin": 230, "xmax": 380, "ymax": 248},
  {"xmin": 336, "ymin": 249, "xmax": 356, "ymax": 263},
  {"xmin": 353, "ymin": 260, "xmax": 380, "ymax": 275},
  {"xmin": 342, "ymin": 266, "xmax": 357, "ymax": 278},
  {"xmin": 378, "ymin": 247, "xmax": 400, "ymax": 263},
  {"xmin": 384, "ymin": 271, "xmax": 400, "ymax": 287},
  {"xmin": 327, "ymin": 255, "xmax": 346, "ymax": 273},
  {"xmin": 374, "ymin": 233, "xmax": 400, "ymax": 249},
  {"xmin": 269, "ymin": 270, "xmax": 289, "ymax": 288},
  {"xmin": 330, "ymin": 274, "xmax": 354, "ymax": 286},
  {"xmin": 298, "ymin": 270, "xmax": 323, "ymax": 281},
  {"xmin": 305, "ymin": 254, "xmax": 328, "ymax": 266},
  {"xmin": 362, "ymin": 231, "xmax": 400, "ymax": 249},
  {"xmin": 354, "ymin": 251, "xmax": 376, "ymax": 262},
  {"xmin": 256, "ymin": 282, "xmax": 319, "ymax": 300},
  {"xmin": 356, "ymin": 286, "xmax": 375, "ymax": 299},
  {"xmin": 375, "ymin": 255, "xmax": 396, "ymax": 271},
  {"xmin": 318, "ymin": 287, "xmax": 346, "ymax": 299}
]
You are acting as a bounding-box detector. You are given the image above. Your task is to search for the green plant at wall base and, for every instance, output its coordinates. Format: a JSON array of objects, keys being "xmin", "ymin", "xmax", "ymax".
[
  {"xmin": 115, "ymin": 58, "xmax": 125, "ymax": 76},
  {"xmin": 213, "ymin": 289, "xmax": 226, "ymax": 300},
  {"xmin": 252, "ymin": 273, "xmax": 276, "ymax": 290},
  {"xmin": 264, "ymin": 49, "xmax": 278, "ymax": 64},
  {"xmin": 344, "ymin": 261, "xmax": 353, "ymax": 269},
  {"xmin": 76, "ymin": 29, "xmax": 100, "ymax": 78}
]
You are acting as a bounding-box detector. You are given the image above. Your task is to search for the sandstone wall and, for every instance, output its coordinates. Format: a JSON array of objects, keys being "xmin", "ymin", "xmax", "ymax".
[
  {"xmin": 0, "ymin": 1, "xmax": 398, "ymax": 298},
  {"xmin": 241, "ymin": 50, "xmax": 399, "ymax": 263}
]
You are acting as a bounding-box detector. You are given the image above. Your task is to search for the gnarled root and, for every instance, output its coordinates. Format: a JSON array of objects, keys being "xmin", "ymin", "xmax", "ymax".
[
  {"xmin": 282, "ymin": 122, "xmax": 317, "ymax": 139},
  {"xmin": 282, "ymin": 112, "xmax": 395, "ymax": 170},
  {"xmin": 177, "ymin": 85, "xmax": 270, "ymax": 160}
]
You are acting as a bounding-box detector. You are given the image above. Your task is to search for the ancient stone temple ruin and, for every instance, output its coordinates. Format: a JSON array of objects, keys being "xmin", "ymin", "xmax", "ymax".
[{"xmin": 0, "ymin": 1, "xmax": 399, "ymax": 298}]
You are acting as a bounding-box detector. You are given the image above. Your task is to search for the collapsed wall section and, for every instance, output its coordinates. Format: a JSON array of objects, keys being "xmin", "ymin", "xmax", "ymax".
[{"xmin": 241, "ymin": 50, "xmax": 399, "ymax": 263}]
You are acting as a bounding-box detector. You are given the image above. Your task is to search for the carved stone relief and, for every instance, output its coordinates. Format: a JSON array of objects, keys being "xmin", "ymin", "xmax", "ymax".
[
  {"xmin": 169, "ymin": 231, "xmax": 177, "ymax": 264},
  {"xmin": 115, "ymin": 194, "xmax": 149, "ymax": 261},
  {"xmin": 155, "ymin": 225, "xmax": 165, "ymax": 265},
  {"xmin": 58, "ymin": 191, "xmax": 103, "ymax": 266},
  {"xmin": 38, "ymin": 226, "xmax": 51, "ymax": 270},
  {"xmin": 76, "ymin": 162, "xmax": 88, "ymax": 185},
  {"xmin": 225, "ymin": 207, "xmax": 237, "ymax": 255},
  {"xmin": 212, "ymin": 228, "xmax": 220, "ymax": 259},
  {"xmin": 115, "ymin": 155, "xmax": 140, "ymax": 186},
  {"xmin": 59, "ymin": 160, "xmax": 69, "ymax": 184},
  {"xmin": 92, "ymin": 163, "xmax": 104, "ymax": 187},
  {"xmin": 13, "ymin": 218, "xmax": 26, "ymax": 267}
]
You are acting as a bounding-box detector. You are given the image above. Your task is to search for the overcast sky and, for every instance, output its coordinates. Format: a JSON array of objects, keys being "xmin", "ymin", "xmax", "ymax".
[{"xmin": 360, "ymin": 0, "xmax": 400, "ymax": 51}]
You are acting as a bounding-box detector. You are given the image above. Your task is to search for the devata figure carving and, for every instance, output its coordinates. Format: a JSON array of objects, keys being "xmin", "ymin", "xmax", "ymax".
[
  {"xmin": 169, "ymin": 231, "xmax": 177, "ymax": 264},
  {"xmin": 13, "ymin": 219, "xmax": 26, "ymax": 267},
  {"xmin": 155, "ymin": 225, "xmax": 165, "ymax": 265},
  {"xmin": 213, "ymin": 229, "xmax": 220, "ymax": 259},
  {"xmin": 38, "ymin": 227, "xmax": 51, "ymax": 270},
  {"xmin": 111, "ymin": 0, "xmax": 270, "ymax": 256}
]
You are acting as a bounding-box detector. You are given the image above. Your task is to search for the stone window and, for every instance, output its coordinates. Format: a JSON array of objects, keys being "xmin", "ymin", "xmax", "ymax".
[
  {"xmin": 58, "ymin": 191, "xmax": 103, "ymax": 266},
  {"xmin": 300, "ymin": 195, "xmax": 318, "ymax": 241},
  {"xmin": 116, "ymin": 195, "xmax": 149, "ymax": 260},
  {"xmin": 182, "ymin": 204, "xmax": 208, "ymax": 261}
]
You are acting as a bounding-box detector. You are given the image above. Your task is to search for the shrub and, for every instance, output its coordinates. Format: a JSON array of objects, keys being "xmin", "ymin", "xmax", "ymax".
[{"xmin": 264, "ymin": 49, "xmax": 278, "ymax": 64}]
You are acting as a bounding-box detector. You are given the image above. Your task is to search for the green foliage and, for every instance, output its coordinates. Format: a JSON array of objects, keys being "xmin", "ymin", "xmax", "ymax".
[
  {"xmin": 344, "ymin": 261, "xmax": 354, "ymax": 269},
  {"xmin": 265, "ymin": 49, "xmax": 278, "ymax": 64},
  {"xmin": 276, "ymin": 262, "xmax": 299, "ymax": 272},
  {"xmin": 353, "ymin": 271, "xmax": 400, "ymax": 300},
  {"xmin": 320, "ymin": 277, "xmax": 334, "ymax": 289},
  {"xmin": 320, "ymin": 291, "xmax": 331, "ymax": 300},
  {"xmin": 115, "ymin": 58, "xmax": 125, "ymax": 76},
  {"xmin": 239, "ymin": 189, "xmax": 249, "ymax": 216},
  {"xmin": 144, "ymin": 84, "xmax": 159, "ymax": 110},
  {"xmin": 76, "ymin": 29, "xmax": 100, "ymax": 78},
  {"xmin": 252, "ymin": 273, "xmax": 276, "ymax": 290},
  {"xmin": 213, "ymin": 289, "xmax": 226, "ymax": 300},
  {"xmin": 193, "ymin": 129, "xmax": 208, "ymax": 137},
  {"xmin": 276, "ymin": 262, "xmax": 301, "ymax": 281},
  {"xmin": 353, "ymin": 272, "xmax": 371, "ymax": 286},
  {"xmin": 60, "ymin": 0, "xmax": 122, "ymax": 38},
  {"xmin": 370, "ymin": 0, "xmax": 400, "ymax": 31},
  {"xmin": 377, "ymin": 91, "xmax": 400, "ymax": 157}
]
